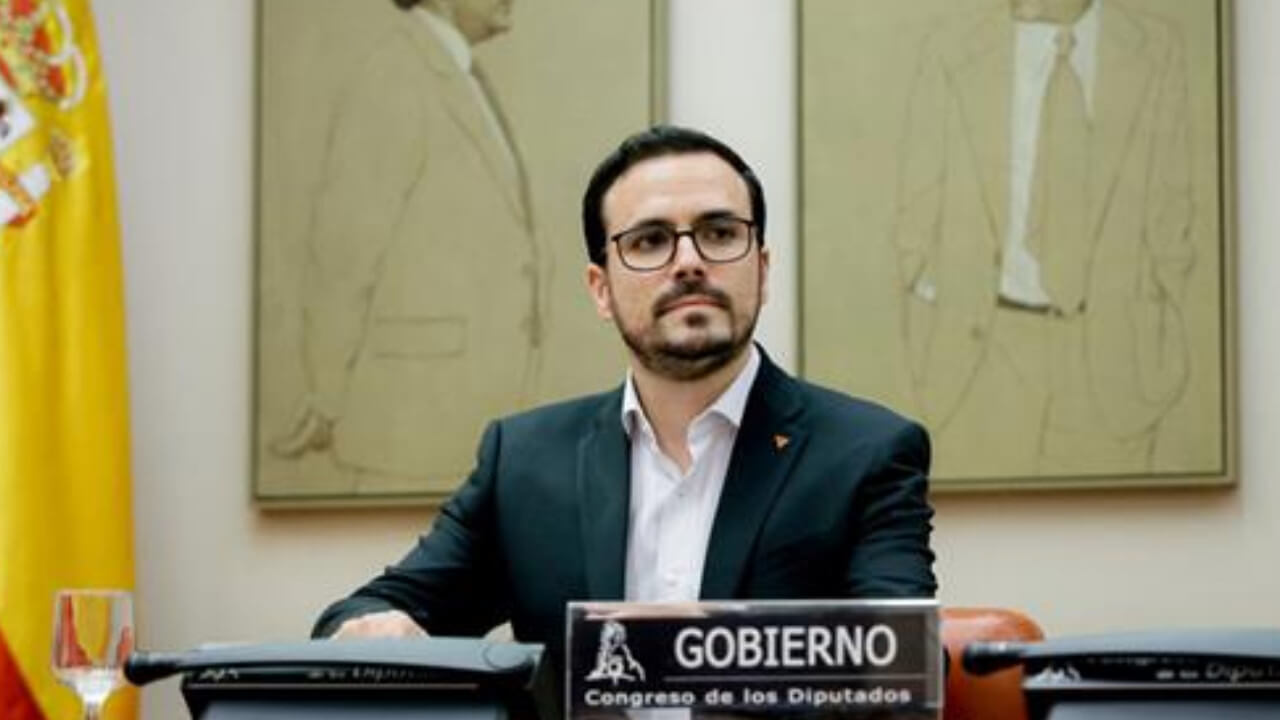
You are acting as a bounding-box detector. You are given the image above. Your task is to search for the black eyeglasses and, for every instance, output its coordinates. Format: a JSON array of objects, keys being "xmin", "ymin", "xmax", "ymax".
[{"xmin": 609, "ymin": 216, "xmax": 756, "ymax": 271}]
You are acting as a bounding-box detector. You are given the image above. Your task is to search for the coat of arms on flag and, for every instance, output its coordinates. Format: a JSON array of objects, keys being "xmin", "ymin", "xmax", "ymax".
[{"xmin": 0, "ymin": 0, "xmax": 86, "ymax": 228}]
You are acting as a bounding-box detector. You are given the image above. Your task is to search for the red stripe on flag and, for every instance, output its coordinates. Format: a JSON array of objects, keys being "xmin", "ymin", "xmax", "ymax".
[{"xmin": 0, "ymin": 634, "xmax": 44, "ymax": 720}]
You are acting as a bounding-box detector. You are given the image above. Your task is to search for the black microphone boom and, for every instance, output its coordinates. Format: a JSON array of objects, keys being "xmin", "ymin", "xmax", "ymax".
[
  {"xmin": 962, "ymin": 640, "xmax": 1030, "ymax": 675},
  {"xmin": 124, "ymin": 651, "xmax": 188, "ymax": 686}
]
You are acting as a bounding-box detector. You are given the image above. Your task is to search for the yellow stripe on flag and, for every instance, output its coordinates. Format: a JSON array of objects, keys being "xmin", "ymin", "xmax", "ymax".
[{"xmin": 0, "ymin": 1, "xmax": 136, "ymax": 719}]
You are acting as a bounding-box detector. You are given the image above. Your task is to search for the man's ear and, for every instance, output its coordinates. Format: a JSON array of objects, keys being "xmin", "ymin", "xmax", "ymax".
[
  {"xmin": 586, "ymin": 262, "xmax": 614, "ymax": 321},
  {"xmin": 758, "ymin": 245, "xmax": 771, "ymax": 306}
]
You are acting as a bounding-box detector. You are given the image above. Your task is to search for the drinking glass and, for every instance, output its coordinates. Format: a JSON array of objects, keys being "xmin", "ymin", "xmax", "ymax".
[{"xmin": 51, "ymin": 589, "xmax": 134, "ymax": 720}]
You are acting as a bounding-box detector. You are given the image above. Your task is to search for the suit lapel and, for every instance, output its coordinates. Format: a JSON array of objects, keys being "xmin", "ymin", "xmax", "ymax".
[
  {"xmin": 470, "ymin": 63, "xmax": 535, "ymax": 231},
  {"xmin": 1088, "ymin": 1, "xmax": 1155, "ymax": 237},
  {"xmin": 950, "ymin": 9, "xmax": 1013, "ymax": 251},
  {"xmin": 699, "ymin": 354, "xmax": 807, "ymax": 599},
  {"xmin": 401, "ymin": 18, "xmax": 530, "ymax": 225},
  {"xmin": 577, "ymin": 389, "xmax": 630, "ymax": 599}
]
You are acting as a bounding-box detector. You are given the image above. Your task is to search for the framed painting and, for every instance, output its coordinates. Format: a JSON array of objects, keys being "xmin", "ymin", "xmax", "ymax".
[
  {"xmin": 799, "ymin": 0, "xmax": 1235, "ymax": 490},
  {"xmin": 252, "ymin": 0, "xmax": 666, "ymax": 505}
]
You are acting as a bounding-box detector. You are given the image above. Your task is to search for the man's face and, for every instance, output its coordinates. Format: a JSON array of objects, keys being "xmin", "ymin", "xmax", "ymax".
[
  {"xmin": 587, "ymin": 152, "xmax": 769, "ymax": 381},
  {"xmin": 451, "ymin": 0, "xmax": 514, "ymax": 44}
]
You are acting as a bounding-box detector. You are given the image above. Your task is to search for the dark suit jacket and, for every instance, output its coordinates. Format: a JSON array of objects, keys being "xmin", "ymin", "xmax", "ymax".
[{"xmin": 313, "ymin": 351, "xmax": 936, "ymax": 670}]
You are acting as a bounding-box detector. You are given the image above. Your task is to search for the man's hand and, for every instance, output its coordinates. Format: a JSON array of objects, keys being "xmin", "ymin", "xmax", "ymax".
[
  {"xmin": 270, "ymin": 403, "xmax": 334, "ymax": 459},
  {"xmin": 330, "ymin": 610, "xmax": 427, "ymax": 639}
]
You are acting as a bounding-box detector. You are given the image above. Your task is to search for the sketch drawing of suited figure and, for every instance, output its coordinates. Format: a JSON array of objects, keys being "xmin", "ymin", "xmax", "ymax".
[
  {"xmin": 894, "ymin": 0, "xmax": 1195, "ymax": 478},
  {"xmin": 272, "ymin": 0, "xmax": 544, "ymax": 487}
]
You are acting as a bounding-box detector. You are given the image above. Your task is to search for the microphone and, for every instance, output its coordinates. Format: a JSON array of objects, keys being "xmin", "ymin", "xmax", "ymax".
[
  {"xmin": 122, "ymin": 638, "xmax": 543, "ymax": 688},
  {"xmin": 961, "ymin": 641, "xmax": 1029, "ymax": 675},
  {"xmin": 124, "ymin": 651, "xmax": 191, "ymax": 686}
]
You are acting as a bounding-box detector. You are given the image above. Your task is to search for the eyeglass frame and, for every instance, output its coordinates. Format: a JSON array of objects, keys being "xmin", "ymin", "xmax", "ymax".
[{"xmin": 607, "ymin": 215, "xmax": 758, "ymax": 272}]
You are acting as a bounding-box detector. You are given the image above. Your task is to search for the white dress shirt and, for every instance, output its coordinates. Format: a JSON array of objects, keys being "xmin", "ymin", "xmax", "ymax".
[
  {"xmin": 621, "ymin": 346, "xmax": 761, "ymax": 603},
  {"xmin": 1001, "ymin": 0, "xmax": 1100, "ymax": 307}
]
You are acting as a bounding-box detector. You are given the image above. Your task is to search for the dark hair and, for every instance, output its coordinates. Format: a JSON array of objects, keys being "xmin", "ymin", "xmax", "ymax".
[
  {"xmin": 391, "ymin": 0, "xmax": 417, "ymax": 9},
  {"xmin": 581, "ymin": 125, "xmax": 766, "ymax": 266}
]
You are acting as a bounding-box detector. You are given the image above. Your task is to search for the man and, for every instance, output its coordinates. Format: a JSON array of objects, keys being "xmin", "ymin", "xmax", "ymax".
[
  {"xmin": 314, "ymin": 127, "xmax": 935, "ymax": 676},
  {"xmin": 895, "ymin": 0, "xmax": 1195, "ymax": 478},
  {"xmin": 271, "ymin": 0, "xmax": 542, "ymax": 490}
]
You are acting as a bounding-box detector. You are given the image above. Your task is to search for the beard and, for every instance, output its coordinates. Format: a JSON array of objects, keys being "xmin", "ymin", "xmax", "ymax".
[{"xmin": 612, "ymin": 276, "xmax": 761, "ymax": 382}]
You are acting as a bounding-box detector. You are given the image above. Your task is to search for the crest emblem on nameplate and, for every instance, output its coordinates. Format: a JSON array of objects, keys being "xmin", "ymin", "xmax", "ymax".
[{"xmin": 584, "ymin": 619, "xmax": 646, "ymax": 686}]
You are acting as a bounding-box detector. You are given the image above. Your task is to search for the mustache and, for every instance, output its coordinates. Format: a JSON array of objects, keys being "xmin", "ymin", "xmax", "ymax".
[{"xmin": 653, "ymin": 280, "xmax": 732, "ymax": 318}]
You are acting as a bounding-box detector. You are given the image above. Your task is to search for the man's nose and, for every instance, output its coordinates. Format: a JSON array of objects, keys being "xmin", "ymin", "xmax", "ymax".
[{"xmin": 670, "ymin": 232, "xmax": 706, "ymax": 277}]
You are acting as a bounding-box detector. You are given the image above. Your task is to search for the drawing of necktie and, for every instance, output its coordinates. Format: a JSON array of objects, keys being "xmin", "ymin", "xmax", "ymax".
[{"xmin": 1029, "ymin": 27, "xmax": 1090, "ymax": 313}]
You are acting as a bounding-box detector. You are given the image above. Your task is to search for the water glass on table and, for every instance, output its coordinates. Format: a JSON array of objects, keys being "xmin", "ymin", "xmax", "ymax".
[{"xmin": 51, "ymin": 589, "xmax": 134, "ymax": 720}]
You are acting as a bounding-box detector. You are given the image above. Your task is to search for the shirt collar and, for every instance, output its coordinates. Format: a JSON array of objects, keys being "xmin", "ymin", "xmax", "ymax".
[
  {"xmin": 414, "ymin": 6, "xmax": 473, "ymax": 73},
  {"xmin": 1015, "ymin": 0, "xmax": 1102, "ymax": 112},
  {"xmin": 621, "ymin": 345, "xmax": 762, "ymax": 439}
]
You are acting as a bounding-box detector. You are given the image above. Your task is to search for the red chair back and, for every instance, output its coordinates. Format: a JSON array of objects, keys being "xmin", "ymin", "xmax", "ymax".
[{"xmin": 942, "ymin": 607, "xmax": 1044, "ymax": 720}]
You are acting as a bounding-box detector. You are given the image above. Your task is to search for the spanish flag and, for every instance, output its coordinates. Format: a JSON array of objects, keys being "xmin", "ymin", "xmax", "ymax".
[{"xmin": 0, "ymin": 1, "xmax": 136, "ymax": 719}]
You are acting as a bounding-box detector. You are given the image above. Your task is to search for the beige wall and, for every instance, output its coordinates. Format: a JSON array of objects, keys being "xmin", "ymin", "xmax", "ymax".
[{"xmin": 95, "ymin": 1, "xmax": 1277, "ymax": 717}]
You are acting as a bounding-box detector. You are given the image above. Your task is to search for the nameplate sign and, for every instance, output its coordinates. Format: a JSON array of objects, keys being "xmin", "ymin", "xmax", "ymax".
[{"xmin": 566, "ymin": 599, "xmax": 941, "ymax": 717}]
